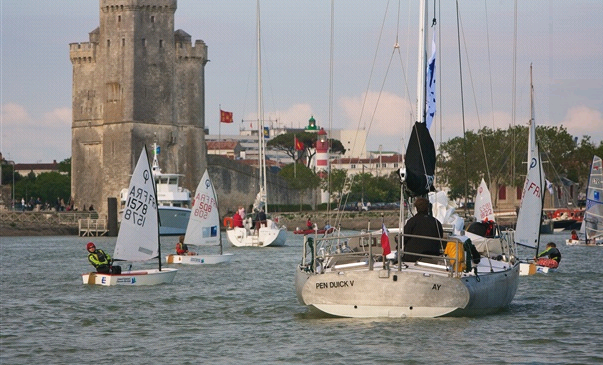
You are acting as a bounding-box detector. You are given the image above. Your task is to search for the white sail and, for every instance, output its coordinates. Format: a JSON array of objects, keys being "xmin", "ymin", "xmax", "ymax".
[
  {"xmin": 515, "ymin": 118, "xmax": 545, "ymax": 249},
  {"xmin": 474, "ymin": 178, "xmax": 495, "ymax": 222},
  {"xmin": 114, "ymin": 148, "xmax": 159, "ymax": 261},
  {"xmin": 184, "ymin": 170, "xmax": 220, "ymax": 247},
  {"xmin": 584, "ymin": 155, "xmax": 603, "ymax": 241}
]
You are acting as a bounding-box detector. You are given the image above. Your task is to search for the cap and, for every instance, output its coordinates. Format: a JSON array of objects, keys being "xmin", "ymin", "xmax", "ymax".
[{"xmin": 86, "ymin": 242, "xmax": 96, "ymax": 250}]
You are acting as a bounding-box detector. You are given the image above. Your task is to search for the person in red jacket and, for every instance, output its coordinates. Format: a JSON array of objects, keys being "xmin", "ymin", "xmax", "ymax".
[
  {"xmin": 175, "ymin": 235, "xmax": 195, "ymax": 255},
  {"xmin": 233, "ymin": 206, "xmax": 245, "ymax": 228}
]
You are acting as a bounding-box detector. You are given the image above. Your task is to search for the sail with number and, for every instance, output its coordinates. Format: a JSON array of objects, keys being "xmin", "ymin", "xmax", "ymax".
[
  {"xmin": 474, "ymin": 178, "xmax": 495, "ymax": 222},
  {"xmin": 584, "ymin": 155, "xmax": 603, "ymax": 242},
  {"xmin": 184, "ymin": 170, "xmax": 220, "ymax": 247},
  {"xmin": 515, "ymin": 103, "xmax": 545, "ymax": 249},
  {"xmin": 114, "ymin": 148, "xmax": 159, "ymax": 261}
]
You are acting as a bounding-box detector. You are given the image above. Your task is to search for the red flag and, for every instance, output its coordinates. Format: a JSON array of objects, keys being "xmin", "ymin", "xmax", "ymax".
[
  {"xmin": 294, "ymin": 136, "xmax": 304, "ymax": 151},
  {"xmin": 220, "ymin": 109, "xmax": 233, "ymax": 123},
  {"xmin": 381, "ymin": 223, "xmax": 391, "ymax": 256}
]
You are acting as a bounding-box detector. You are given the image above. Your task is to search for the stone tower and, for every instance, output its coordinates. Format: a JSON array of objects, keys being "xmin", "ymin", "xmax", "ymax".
[{"xmin": 69, "ymin": 0, "xmax": 208, "ymax": 215}]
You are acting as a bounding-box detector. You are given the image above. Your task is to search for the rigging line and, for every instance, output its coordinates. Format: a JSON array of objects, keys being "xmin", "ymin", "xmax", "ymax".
[
  {"xmin": 437, "ymin": 0, "xmax": 442, "ymax": 190},
  {"xmin": 349, "ymin": 0, "xmax": 391, "ymax": 168},
  {"xmin": 512, "ymin": 0, "xmax": 518, "ymax": 188},
  {"xmin": 483, "ymin": 0, "xmax": 494, "ymax": 187},
  {"xmin": 458, "ymin": 7, "xmax": 490, "ymax": 190},
  {"xmin": 328, "ymin": 0, "xmax": 334, "ymax": 223},
  {"xmin": 455, "ymin": 0, "xmax": 469, "ymax": 209}
]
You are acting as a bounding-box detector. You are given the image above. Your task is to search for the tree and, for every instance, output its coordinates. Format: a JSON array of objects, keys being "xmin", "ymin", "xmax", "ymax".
[
  {"xmin": 267, "ymin": 132, "xmax": 346, "ymax": 167},
  {"xmin": 320, "ymin": 168, "xmax": 348, "ymax": 205},
  {"xmin": 278, "ymin": 163, "xmax": 321, "ymax": 191}
]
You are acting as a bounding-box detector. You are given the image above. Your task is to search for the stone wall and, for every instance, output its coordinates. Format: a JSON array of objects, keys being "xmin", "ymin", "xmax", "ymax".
[{"xmin": 207, "ymin": 155, "xmax": 315, "ymax": 216}]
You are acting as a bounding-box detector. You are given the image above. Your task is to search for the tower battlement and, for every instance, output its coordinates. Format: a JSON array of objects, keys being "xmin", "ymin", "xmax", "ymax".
[
  {"xmin": 100, "ymin": 0, "xmax": 177, "ymax": 11},
  {"xmin": 69, "ymin": 42, "xmax": 97, "ymax": 64},
  {"xmin": 176, "ymin": 39, "xmax": 208, "ymax": 60}
]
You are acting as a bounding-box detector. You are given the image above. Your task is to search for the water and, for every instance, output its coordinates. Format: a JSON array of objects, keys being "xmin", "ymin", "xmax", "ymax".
[{"xmin": 1, "ymin": 232, "xmax": 602, "ymax": 364}]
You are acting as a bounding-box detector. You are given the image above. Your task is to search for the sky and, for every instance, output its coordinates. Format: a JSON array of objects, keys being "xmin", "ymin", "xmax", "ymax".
[{"xmin": 1, "ymin": 0, "xmax": 602, "ymax": 163}]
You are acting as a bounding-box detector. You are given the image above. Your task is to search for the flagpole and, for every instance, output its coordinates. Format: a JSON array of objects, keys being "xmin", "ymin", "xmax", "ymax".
[
  {"xmin": 219, "ymin": 105, "xmax": 222, "ymax": 152},
  {"xmin": 294, "ymin": 135, "xmax": 297, "ymax": 178}
]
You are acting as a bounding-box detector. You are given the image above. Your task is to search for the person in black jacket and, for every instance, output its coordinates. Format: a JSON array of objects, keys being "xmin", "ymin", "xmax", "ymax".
[{"xmin": 402, "ymin": 197, "xmax": 444, "ymax": 262}]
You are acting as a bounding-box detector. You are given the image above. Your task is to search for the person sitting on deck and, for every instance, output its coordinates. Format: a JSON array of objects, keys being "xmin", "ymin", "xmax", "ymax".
[
  {"xmin": 233, "ymin": 206, "xmax": 245, "ymax": 228},
  {"xmin": 570, "ymin": 230, "xmax": 579, "ymax": 240},
  {"xmin": 87, "ymin": 242, "xmax": 120, "ymax": 274},
  {"xmin": 535, "ymin": 242, "xmax": 561, "ymax": 268},
  {"xmin": 306, "ymin": 218, "xmax": 313, "ymax": 230},
  {"xmin": 175, "ymin": 235, "xmax": 195, "ymax": 256},
  {"xmin": 402, "ymin": 197, "xmax": 444, "ymax": 262}
]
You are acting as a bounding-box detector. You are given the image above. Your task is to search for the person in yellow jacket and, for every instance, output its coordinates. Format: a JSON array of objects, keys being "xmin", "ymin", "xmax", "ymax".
[{"xmin": 87, "ymin": 242, "xmax": 120, "ymax": 274}]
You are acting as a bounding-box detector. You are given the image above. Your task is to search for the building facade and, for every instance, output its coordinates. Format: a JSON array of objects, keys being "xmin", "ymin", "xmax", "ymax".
[{"xmin": 70, "ymin": 0, "xmax": 208, "ymax": 214}]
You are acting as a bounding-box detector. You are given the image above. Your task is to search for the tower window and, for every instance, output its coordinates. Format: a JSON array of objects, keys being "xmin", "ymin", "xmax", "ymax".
[
  {"xmin": 107, "ymin": 39, "xmax": 110, "ymax": 47},
  {"xmin": 159, "ymin": 39, "xmax": 163, "ymax": 48},
  {"xmin": 122, "ymin": 38, "xmax": 125, "ymax": 47},
  {"xmin": 151, "ymin": 16, "xmax": 155, "ymax": 23},
  {"xmin": 142, "ymin": 38, "xmax": 146, "ymax": 47},
  {"xmin": 118, "ymin": 15, "xmax": 121, "ymax": 22}
]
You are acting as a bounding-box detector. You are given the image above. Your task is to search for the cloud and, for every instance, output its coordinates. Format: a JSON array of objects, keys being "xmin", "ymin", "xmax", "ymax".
[
  {"xmin": 1, "ymin": 103, "xmax": 72, "ymax": 162},
  {"xmin": 558, "ymin": 106, "xmax": 603, "ymax": 143},
  {"xmin": 339, "ymin": 91, "xmax": 413, "ymax": 137}
]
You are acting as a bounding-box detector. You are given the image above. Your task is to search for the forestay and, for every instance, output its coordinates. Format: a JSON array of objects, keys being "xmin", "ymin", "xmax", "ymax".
[{"xmin": 114, "ymin": 148, "xmax": 159, "ymax": 261}]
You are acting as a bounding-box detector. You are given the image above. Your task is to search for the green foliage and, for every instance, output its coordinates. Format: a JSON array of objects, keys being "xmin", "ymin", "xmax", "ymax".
[
  {"xmin": 267, "ymin": 132, "xmax": 346, "ymax": 168},
  {"xmin": 14, "ymin": 171, "xmax": 70, "ymax": 205},
  {"xmin": 437, "ymin": 124, "xmax": 603, "ymax": 201},
  {"xmin": 278, "ymin": 163, "xmax": 321, "ymax": 190},
  {"xmin": 347, "ymin": 171, "xmax": 401, "ymax": 203},
  {"xmin": 320, "ymin": 168, "xmax": 348, "ymax": 205}
]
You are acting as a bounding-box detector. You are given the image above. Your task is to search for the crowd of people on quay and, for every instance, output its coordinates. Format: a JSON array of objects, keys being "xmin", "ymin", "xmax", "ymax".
[{"xmin": 12, "ymin": 196, "xmax": 94, "ymax": 213}]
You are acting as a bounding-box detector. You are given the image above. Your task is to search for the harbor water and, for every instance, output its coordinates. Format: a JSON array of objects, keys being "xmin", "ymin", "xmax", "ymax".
[{"xmin": 1, "ymin": 232, "xmax": 602, "ymax": 364}]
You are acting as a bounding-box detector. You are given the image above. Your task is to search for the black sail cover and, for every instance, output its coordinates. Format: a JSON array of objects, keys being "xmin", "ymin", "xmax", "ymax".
[{"xmin": 404, "ymin": 121, "xmax": 436, "ymax": 197}]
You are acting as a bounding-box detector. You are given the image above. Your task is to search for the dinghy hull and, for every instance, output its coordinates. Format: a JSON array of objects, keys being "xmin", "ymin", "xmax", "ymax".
[
  {"xmin": 165, "ymin": 253, "xmax": 234, "ymax": 265},
  {"xmin": 82, "ymin": 268, "xmax": 178, "ymax": 286}
]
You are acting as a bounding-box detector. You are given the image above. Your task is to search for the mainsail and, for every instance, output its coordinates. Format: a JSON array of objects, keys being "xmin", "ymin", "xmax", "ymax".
[
  {"xmin": 184, "ymin": 170, "xmax": 220, "ymax": 247},
  {"xmin": 515, "ymin": 119, "xmax": 545, "ymax": 249},
  {"xmin": 474, "ymin": 178, "xmax": 495, "ymax": 222},
  {"xmin": 114, "ymin": 147, "xmax": 159, "ymax": 261},
  {"xmin": 584, "ymin": 155, "xmax": 603, "ymax": 242}
]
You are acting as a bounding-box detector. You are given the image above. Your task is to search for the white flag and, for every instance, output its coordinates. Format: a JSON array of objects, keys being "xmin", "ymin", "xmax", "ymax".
[
  {"xmin": 545, "ymin": 179, "xmax": 554, "ymax": 195},
  {"xmin": 425, "ymin": 33, "xmax": 436, "ymax": 130}
]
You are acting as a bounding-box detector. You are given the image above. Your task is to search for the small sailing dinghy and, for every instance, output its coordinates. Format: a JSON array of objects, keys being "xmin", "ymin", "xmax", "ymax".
[
  {"xmin": 566, "ymin": 155, "xmax": 603, "ymax": 246},
  {"xmin": 82, "ymin": 147, "xmax": 178, "ymax": 286},
  {"xmin": 166, "ymin": 170, "xmax": 234, "ymax": 264},
  {"xmin": 515, "ymin": 67, "xmax": 554, "ymax": 275}
]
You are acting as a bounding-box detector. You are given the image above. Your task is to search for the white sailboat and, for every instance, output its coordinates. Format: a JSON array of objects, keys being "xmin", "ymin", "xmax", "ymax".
[
  {"xmin": 474, "ymin": 178, "xmax": 495, "ymax": 222},
  {"xmin": 166, "ymin": 170, "xmax": 234, "ymax": 264},
  {"xmin": 515, "ymin": 66, "xmax": 552, "ymax": 275},
  {"xmin": 566, "ymin": 155, "xmax": 603, "ymax": 246},
  {"xmin": 225, "ymin": 0, "xmax": 286, "ymax": 248},
  {"xmin": 295, "ymin": 0, "xmax": 519, "ymax": 318},
  {"xmin": 120, "ymin": 143, "xmax": 191, "ymax": 236},
  {"xmin": 83, "ymin": 147, "xmax": 178, "ymax": 286}
]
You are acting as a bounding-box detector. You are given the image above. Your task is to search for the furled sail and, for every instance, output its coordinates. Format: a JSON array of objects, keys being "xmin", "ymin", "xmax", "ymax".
[{"xmin": 404, "ymin": 121, "xmax": 436, "ymax": 197}]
